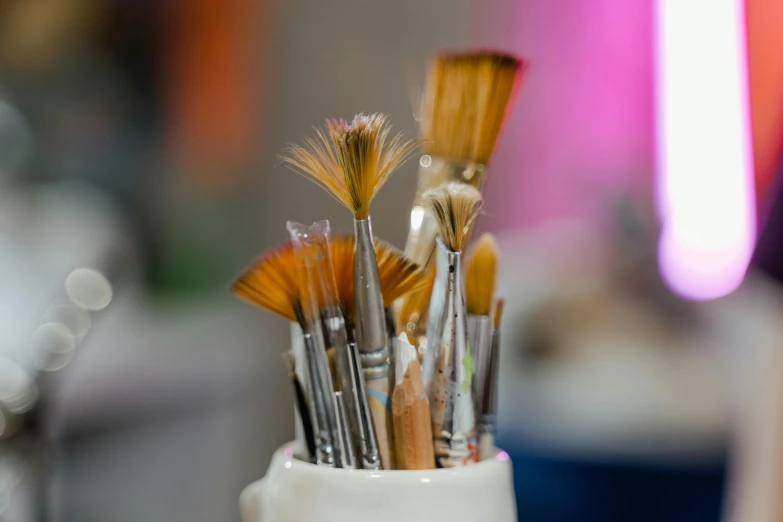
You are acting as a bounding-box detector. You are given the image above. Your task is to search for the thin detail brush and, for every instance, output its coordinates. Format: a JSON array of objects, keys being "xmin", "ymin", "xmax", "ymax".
[
  {"xmin": 479, "ymin": 298, "xmax": 504, "ymax": 460},
  {"xmin": 465, "ymin": 233, "xmax": 498, "ymax": 431},
  {"xmin": 281, "ymin": 113, "xmax": 418, "ymax": 469},
  {"xmin": 282, "ymin": 351, "xmax": 317, "ymax": 461},
  {"xmin": 422, "ymin": 182, "xmax": 483, "ymax": 467}
]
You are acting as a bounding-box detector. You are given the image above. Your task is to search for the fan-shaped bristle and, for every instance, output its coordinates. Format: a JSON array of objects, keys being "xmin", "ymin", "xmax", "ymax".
[
  {"xmin": 281, "ymin": 113, "xmax": 419, "ymax": 219},
  {"xmin": 330, "ymin": 235, "xmax": 430, "ymax": 317},
  {"xmin": 465, "ymin": 233, "xmax": 498, "ymax": 316},
  {"xmin": 421, "ymin": 51, "xmax": 525, "ymax": 165},
  {"xmin": 232, "ymin": 242, "xmax": 302, "ymax": 323},
  {"xmin": 423, "ymin": 182, "xmax": 483, "ymax": 252}
]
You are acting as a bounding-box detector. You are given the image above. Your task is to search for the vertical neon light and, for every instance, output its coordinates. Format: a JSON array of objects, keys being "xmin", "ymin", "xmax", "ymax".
[{"xmin": 655, "ymin": 0, "xmax": 756, "ymax": 301}]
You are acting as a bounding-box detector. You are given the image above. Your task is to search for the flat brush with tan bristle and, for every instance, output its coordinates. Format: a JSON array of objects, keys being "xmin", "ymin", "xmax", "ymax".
[
  {"xmin": 421, "ymin": 182, "xmax": 483, "ymax": 467},
  {"xmin": 398, "ymin": 51, "xmax": 525, "ymax": 344},
  {"xmin": 281, "ymin": 113, "xmax": 418, "ymax": 470},
  {"xmin": 464, "ymin": 233, "xmax": 498, "ymax": 437},
  {"xmin": 232, "ymin": 244, "xmax": 340, "ymax": 468},
  {"xmin": 404, "ymin": 51, "xmax": 525, "ymax": 269}
]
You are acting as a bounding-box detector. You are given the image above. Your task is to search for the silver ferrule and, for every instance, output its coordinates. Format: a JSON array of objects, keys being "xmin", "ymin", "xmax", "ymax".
[
  {"xmin": 403, "ymin": 157, "xmax": 487, "ymax": 267},
  {"xmin": 422, "ymin": 238, "xmax": 448, "ymax": 391},
  {"xmin": 480, "ymin": 324, "xmax": 502, "ymax": 434},
  {"xmin": 353, "ymin": 217, "xmax": 390, "ymax": 379},
  {"xmin": 425, "ymin": 241, "xmax": 477, "ymax": 466},
  {"xmin": 302, "ymin": 331, "xmax": 338, "ymax": 467},
  {"xmin": 468, "ymin": 315, "xmax": 492, "ymax": 422},
  {"xmin": 334, "ymin": 392, "xmax": 357, "ymax": 469},
  {"xmin": 333, "ymin": 331, "xmax": 381, "ymax": 470}
]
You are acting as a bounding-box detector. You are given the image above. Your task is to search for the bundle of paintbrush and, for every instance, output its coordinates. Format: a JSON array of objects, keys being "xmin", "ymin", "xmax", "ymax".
[{"xmin": 232, "ymin": 45, "xmax": 525, "ymax": 470}]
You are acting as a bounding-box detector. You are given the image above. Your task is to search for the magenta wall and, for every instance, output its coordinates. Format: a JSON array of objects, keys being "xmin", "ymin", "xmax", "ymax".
[{"xmin": 476, "ymin": 0, "xmax": 655, "ymax": 232}]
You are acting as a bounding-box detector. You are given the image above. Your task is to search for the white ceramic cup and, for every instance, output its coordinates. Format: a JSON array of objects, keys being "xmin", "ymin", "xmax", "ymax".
[{"xmin": 240, "ymin": 442, "xmax": 518, "ymax": 522}]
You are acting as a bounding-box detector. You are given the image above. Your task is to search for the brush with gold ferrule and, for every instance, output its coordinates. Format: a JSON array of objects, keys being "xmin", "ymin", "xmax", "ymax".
[
  {"xmin": 281, "ymin": 113, "xmax": 418, "ymax": 469},
  {"xmin": 464, "ymin": 233, "xmax": 498, "ymax": 435},
  {"xmin": 404, "ymin": 51, "xmax": 525, "ymax": 269},
  {"xmin": 421, "ymin": 182, "xmax": 483, "ymax": 467}
]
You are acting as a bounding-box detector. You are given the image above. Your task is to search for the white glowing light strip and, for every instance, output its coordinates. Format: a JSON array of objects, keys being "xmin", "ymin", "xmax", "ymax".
[{"xmin": 655, "ymin": 0, "xmax": 756, "ymax": 300}]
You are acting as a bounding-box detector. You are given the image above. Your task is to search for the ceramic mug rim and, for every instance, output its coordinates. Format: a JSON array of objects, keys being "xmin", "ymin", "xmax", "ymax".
[{"xmin": 264, "ymin": 441, "xmax": 512, "ymax": 483}]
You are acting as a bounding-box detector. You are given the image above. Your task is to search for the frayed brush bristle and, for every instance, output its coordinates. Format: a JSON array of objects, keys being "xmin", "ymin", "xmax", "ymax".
[
  {"xmin": 465, "ymin": 233, "xmax": 498, "ymax": 316},
  {"xmin": 330, "ymin": 235, "xmax": 430, "ymax": 317},
  {"xmin": 232, "ymin": 242, "xmax": 302, "ymax": 323},
  {"xmin": 421, "ymin": 51, "xmax": 525, "ymax": 165},
  {"xmin": 424, "ymin": 182, "xmax": 483, "ymax": 252},
  {"xmin": 281, "ymin": 113, "xmax": 419, "ymax": 220}
]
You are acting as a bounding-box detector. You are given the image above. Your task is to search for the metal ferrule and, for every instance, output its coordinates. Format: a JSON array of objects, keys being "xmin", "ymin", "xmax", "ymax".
[
  {"xmin": 330, "ymin": 312, "xmax": 381, "ymax": 470},
  {"xmin": 334, "ymin": 392, "xmax": 357, "ymax": 469},
  {"xmin": 403, "ymin": 156, "xmax": 487, "ymax": 268},
  {"xmin": 425, "ymin": 241, "xmax": 477, "ymax": 467},
  {"xmin": 353, "ymin": 217, "xmax": 390, "ymax": 380},
  {"xmin": 302, "ymin": 331, "xmax": 338, "ymax": 467},
  {"xmin": 468, "ymin": 315, "xmax": 492, "ymax": 423},
  {"xmin": 422, "ymin": 238, "xmax": 448, "ymax": 391},
  {"xmin": 479, "ymin": 324, "xmax": 502, "ymax": 435}
]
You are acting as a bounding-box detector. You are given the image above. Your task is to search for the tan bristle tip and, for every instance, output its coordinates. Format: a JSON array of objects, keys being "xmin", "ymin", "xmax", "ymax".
[
  {"xmin": 423, "ymin": 182, "xmax": 483, "ymax": 252},
  {"xmin": 280, "ymin": 113, "xmax": 418, "ymax": 219},
  {"xmin": 493, "ymin": 298, "xmax": 505, "ymax": 329},
  {"xmin": 465, "ymin": 233, "xmax": 498, "ymax": 316},
  {"xmin": 422, "ymin": 51, "xmax": 526, "ymax": 164}
]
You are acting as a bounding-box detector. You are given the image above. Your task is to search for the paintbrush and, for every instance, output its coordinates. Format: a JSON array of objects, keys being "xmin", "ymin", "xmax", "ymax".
[
  {"xmin": 464, "ymin": 233, "xmax": 498, "ymax": 434},
  {"xmin": 329, "ymin": 235, "xmax": 430, "ymax": 320},
  {"xmin": 281, "ymin": 113, "xmax": 418, "ymax": 469},
  {"xmin": 287, "ymin": 220, "xmax": 356, "ymax": 468},
  {"xmin": 398, "ymin": 51, "xmax": 524, "ymax": 341},
  {"xmin": 330, "ymin": 233, "xmax": 430, "ymax": 387},
  {"xmin": 232, "ymin": 242, "xmax": 338, "ymax": 467},
  {"xmin": 334, "ymin": 391, "xmax": 357, "ymax": 469},
  {"xmin": 479, "ymin": 299, "xmax": 504, "ymax": 460},
  {"xmin": 421, "ymin": 182, "xmax": 483, "ymax": 467},
  {"xmin": 287, "ymin": 220, "xmax": 380, "ymax": 470},
  {"xmin": 392, "ymin": 333, "xmax": 435, "ymax": 470},
  {"xmin": 282, "ymin": 351, "xmax": 317, "ymax": 461},
  {"xmin": 404, "ymin": 51, "xmax": 525, "ymax": 269}
]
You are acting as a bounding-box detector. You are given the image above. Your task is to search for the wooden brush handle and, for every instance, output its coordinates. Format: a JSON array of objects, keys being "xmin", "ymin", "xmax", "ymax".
[{"xmin": 365, "ymin": 374, "xmax": 396, "ymax": 470}]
